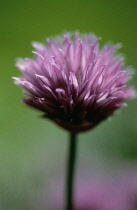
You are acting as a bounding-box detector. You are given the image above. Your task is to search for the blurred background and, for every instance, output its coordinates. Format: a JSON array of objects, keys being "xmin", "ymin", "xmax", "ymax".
[{"xmin": 0, "ymin": 0, "xmax": 137, "ymax": 209}]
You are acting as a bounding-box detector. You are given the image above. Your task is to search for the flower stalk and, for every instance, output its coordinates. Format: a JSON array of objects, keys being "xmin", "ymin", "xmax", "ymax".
[{"xmin": 66, "ymin": 133, "xmax": 77, "ymax": 210}]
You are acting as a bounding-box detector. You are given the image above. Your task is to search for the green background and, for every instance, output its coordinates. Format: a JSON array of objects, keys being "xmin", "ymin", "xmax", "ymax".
[{"xmin": 0, "ymin": 0, "xmax": 137, "ymax": 209}]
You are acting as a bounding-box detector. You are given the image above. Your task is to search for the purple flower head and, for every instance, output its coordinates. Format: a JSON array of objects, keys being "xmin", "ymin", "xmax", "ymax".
[{"xmin": 13, "ymin": 33, "xmax": 136, "ymax": 133}]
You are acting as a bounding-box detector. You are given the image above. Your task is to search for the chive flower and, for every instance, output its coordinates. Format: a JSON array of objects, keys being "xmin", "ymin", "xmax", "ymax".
[{"xmin": 13, "ymin": 33, "xmax": 135, "ymax": 133}]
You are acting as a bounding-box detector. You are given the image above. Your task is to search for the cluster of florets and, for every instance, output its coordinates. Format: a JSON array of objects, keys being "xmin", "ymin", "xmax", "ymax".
[{"xmin": 13, "ymin": 33, "xmax": 135, "ymax": 133}]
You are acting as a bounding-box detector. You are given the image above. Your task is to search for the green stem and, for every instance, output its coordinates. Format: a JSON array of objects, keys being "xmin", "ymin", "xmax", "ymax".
[{"xmin": 66, "ymin": 133, "xmax": 77, "ymax": 210}]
